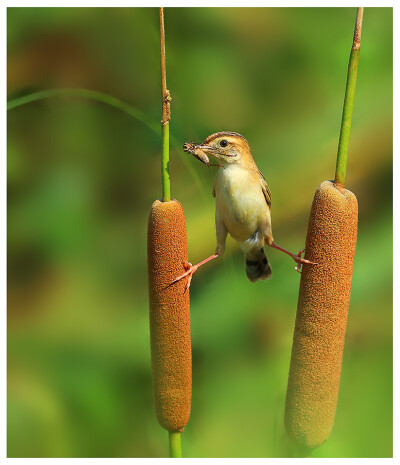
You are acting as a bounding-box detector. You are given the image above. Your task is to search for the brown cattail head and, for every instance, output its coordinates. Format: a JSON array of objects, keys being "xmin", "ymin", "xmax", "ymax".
[
  {"xmin": 147, "ymin": 199, "xmax": 191, "ymax": 432},
  {"xmin": 285, "ymin": 180, "xmax": 358, "ymax": 450}
]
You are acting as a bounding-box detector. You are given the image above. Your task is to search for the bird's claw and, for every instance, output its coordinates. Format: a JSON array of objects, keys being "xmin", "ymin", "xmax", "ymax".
[
  {"xmin": 171, "ymin": 261, "xmax": 197, "ymax": 292},
  {"xmin": 294, "ymin": 249, "xmax": 317, "ymax": 273}
]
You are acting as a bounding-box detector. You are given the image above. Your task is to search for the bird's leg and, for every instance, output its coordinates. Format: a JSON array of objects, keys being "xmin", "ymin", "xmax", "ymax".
[
  {"xmin": 171, "ymin": 253, "xmax": 219, "ymax": 291},
  {"xmin": 270, "ymin": 242, "xmax": 317, "ymax": 273}
]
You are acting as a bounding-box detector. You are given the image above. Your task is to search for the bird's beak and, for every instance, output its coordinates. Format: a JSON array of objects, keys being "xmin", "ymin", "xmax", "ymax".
[
  {"xmin": 197, "ymin": 144, "xmax": 234, "ymax": 158},
  {"xmin": 194, "ymin": 144, "xmax": 218, "ymax": 154}
]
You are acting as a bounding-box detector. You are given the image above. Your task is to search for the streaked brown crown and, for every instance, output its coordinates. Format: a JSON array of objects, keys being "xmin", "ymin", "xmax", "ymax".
[{"xmin": 204, "ymin": 131, "xmax": 248, "ymax": 146}]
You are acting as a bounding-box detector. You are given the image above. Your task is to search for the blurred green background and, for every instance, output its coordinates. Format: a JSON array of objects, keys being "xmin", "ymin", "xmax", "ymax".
[{"xmin": 7, "ymin": 7, "xmax": 392, "ymax": 458}]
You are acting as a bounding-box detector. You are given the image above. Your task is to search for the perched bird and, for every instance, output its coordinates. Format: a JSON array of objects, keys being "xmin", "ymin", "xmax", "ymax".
[{"xmin": 174, "ymin": 131, "xmax": 315, "ymax": 290}]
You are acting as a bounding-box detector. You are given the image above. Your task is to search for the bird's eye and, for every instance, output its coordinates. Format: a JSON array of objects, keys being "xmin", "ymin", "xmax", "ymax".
[{"xmin": 220, "ymin": 139, "xmax": 228, "ymax": 148}]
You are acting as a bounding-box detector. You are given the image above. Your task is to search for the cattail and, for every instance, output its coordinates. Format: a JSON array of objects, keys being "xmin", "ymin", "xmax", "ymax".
[
  {"xmin": 147, "ymin": 9, "xmax": 190, "ymax": 456},
  {"xmin": 285, "ymin": 181, "xmax": 358, "ymax": 449},
  {"xmin": 147, "ymin": 199, "xmax": 191, "ymax": 433},
  {"xmin": 285, "ymin": 8, "xmax": 363, "ymax": 452}
]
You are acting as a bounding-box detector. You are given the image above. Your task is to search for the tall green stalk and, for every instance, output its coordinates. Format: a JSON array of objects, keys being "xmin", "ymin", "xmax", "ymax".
[
  {"xmin": 169, "ymin": 432, "xmax": 182, "ymax": 458},
  {"xmin": 162, "ymin": 121, "xmax": 171, "ymax": 202},
  {"xmin": 335, "ymin": 7, "xmax": 364, "ymax": 187},
  {"xmin": 160, "ymin": 8, "xmax": 183, "ymax": 457},
  {"xmin": 160, "ymin": 7, "xmax": 171, "ymax": 202}
]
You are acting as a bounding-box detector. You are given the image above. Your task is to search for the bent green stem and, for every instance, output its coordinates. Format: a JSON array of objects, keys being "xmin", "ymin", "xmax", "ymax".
[
  {"xmin": 169, "ymin": 431, "xmax": 182, "ymax": 458},
  {"xmin": 7, "ymin": 87, "xmax": 207, "ymax": 201},
  {"xmin": 335, "ymin": 7, "xmax": 364, "ymax": 187},
  {"xmin": 7, "ymin": 88, "xmax": 159, "ymax": 133}
]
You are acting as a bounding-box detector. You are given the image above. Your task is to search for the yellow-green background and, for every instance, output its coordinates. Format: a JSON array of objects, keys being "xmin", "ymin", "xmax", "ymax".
[{"xmin": 7, "ymin": 7, "xmax": 392, "ymax": 458}]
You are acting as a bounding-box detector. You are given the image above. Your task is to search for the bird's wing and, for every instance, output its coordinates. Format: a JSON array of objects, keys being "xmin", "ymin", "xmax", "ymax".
[{"xmin": 258, "ymin": 170, "xmax": 272, "ymax": 207}]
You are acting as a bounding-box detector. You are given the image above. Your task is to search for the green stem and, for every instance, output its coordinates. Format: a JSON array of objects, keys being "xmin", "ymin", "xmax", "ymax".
[
  {"xmin": 160, "ymin": 7, "xmax": 171, "ymax": 202},
  {"xmin": 7, "ymin": 88, "xmax": 159, "ymax": 134},
  {"xmin": 169, "ymin": 431, "xmax": 182, "ymax": 458},
  {"xmin": 296, "ymin": 444, "xmax": 312, "ymax": 458},
  {"xmin": 7, "ymin": 87, "xmax": 208, "ymax": 201},
  {"xmin": 335, "ymin": 7, "xmax": 364, "ymax": 187},
  {"xmin": 162, "ymin": 121, "xmax": 171, "ymax": 201}
]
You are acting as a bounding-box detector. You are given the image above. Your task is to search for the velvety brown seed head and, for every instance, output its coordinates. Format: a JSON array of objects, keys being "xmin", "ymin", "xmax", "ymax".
[
  {"xmin": 147, "ymin": 199, "xmax": 191, "ymax": 432},
  {"xmin": 285, "ymin": 180, "xmax": 358, "ymax": 449}
]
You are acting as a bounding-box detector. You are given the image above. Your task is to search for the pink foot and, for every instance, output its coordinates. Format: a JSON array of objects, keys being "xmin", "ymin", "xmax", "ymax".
[
  {"xmin": 171, "ymin": 253, "xmax": 219, "ymax": 292},
  {"xmin": 294, "ymin": 249, "xmax": 317, "ymax": 273},
  {"xmin": 171, "ymin": 261, "xmax": 198, "ymax": 292},
  {"xmin": 270, "ymin": 243, "xmax": 317, "ymax": 273}
]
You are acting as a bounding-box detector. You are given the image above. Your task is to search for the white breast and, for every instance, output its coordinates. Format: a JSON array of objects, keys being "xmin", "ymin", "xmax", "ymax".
[{"xmin": 214, "ymin": 166, "xmax": 269, "ymax": 241}]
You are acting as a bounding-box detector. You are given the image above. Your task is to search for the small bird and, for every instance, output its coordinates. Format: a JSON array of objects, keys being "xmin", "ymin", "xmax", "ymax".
[{"xmin": 174, "ymin": 131, "xmax": 315, "ymax": 290}]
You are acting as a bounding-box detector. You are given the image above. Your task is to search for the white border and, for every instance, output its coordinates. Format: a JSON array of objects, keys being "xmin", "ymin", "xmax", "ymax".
[{"xmin": 3, "ymin": 2, "xmax": 396, "ymax": 463}]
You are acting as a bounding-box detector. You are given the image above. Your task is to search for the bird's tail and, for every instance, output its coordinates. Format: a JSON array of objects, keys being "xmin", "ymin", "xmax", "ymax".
[{"xmin": 245, "ymin": 247, "xmax": 272, "ymax": 282}]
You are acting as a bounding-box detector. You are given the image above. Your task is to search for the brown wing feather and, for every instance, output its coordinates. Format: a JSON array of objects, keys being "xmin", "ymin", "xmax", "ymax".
[{"xmin": 259, "ymin": 170, "xmax": 272, "ymax": 207}]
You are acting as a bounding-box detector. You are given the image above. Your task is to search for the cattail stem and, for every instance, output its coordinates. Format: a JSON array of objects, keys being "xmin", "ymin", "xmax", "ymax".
[
  {"xmin": 285, "ymin": 9, "xmax": 363, "ymax": 453},
  {"xmin": 162, "ymin": 122, "xmax": 171, "ymax": 202},
  {"xmin": 147, "ymin": 10, "xmax": 191, "ymax": 458},
  {"xmin": 169, "ymin": 432, "xmax": 182, "ymax": 458},
  {"xmin": 335, "ymin": 7, "xmax": 364, "ymax": 187},
  {"xmin": 296, "ymin": 444, "xmax": 312, "ymax": 458},
  {"xmin": 160, "ymin": 7, "xmax": 171, "ymax": 202}
]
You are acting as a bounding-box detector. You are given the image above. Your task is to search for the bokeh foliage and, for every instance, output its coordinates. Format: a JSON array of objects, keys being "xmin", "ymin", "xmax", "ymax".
[{"xmin": 7, "ymin": 7, "xmax": 392, "ymax": 458}]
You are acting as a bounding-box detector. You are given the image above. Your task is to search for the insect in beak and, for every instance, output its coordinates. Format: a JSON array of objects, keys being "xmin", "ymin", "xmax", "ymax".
[{"xmin": 183, "ymin": 143, "xmax": 221, "ymax": 167}]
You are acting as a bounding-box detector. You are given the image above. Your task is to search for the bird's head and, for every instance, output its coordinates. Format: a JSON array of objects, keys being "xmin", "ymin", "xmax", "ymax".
[{"xmin": 193, "ymin": 131, "xmax": 254, "ymax": 168}]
